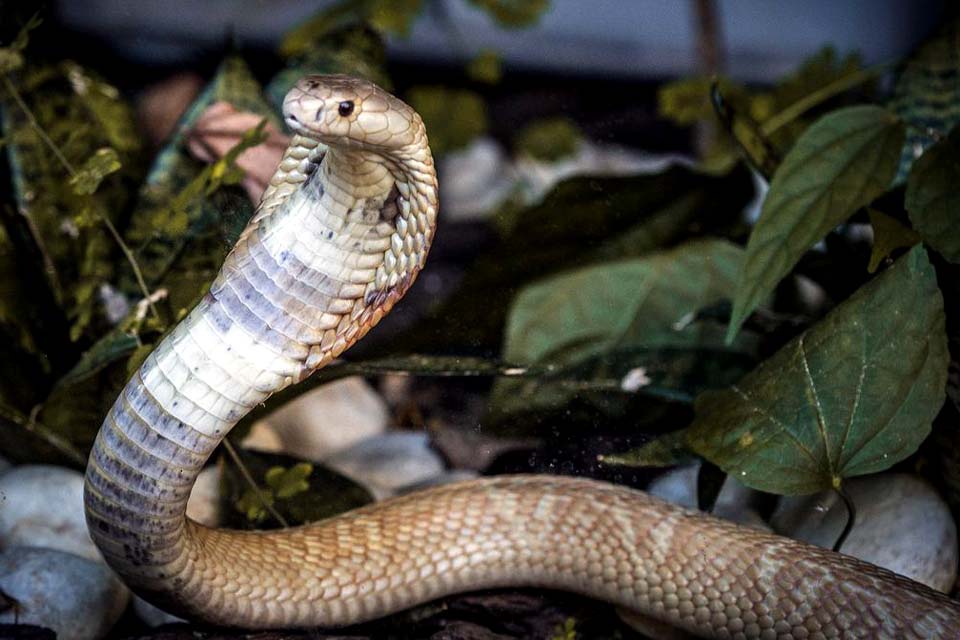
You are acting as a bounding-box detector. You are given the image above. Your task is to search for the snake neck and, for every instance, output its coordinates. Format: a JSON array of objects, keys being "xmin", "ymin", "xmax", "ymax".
[{"xmin": 83, "ymin": 125, "xmax": 437, "ymax": 610}]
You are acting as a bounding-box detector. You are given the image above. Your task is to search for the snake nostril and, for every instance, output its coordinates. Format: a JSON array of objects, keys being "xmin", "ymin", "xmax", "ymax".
[
  {"xmin": 315, "ymin": 107, "xmax": 323, "ymax": 122},
  {"xmin": 287, "ymin": 113, "xmax": 299, "ymax": 123}
]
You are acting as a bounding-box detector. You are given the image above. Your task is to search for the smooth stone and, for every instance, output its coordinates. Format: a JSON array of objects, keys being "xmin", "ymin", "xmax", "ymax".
[
  {"xmin": 0, "ymin": 465, "xmax": 98, "ymax": 561},
  {"xmin": 243, "ymin": 377, "xmax": 388, "ymax": 461},
  {"xmin": 513, "ymin": 142, "xmax": 693, "ymax": 206},
  {"xmin": 647, "ymin": 463, "xmax": 771, "ymax": 532},
  {"xmin": 324, "ymin": 432, "xmax": 446, "ymax": 500},
  {"xmin": 133, "ymin": 595, "xmax": 185, "ymax": 627},
  {"xmin": 0, "ymin": 547, "xmax": 128, "ymax": 640},
  {"xmin": 439, "ymin": 137, "xmax": 515, "ymax": 221},
  {"xmin": 185, "ymin": 465, "xmax": 221, "ymax": 527},
  {"xmin": 772, "ymin": 473, "xmax": 958, "ymax": 592}
]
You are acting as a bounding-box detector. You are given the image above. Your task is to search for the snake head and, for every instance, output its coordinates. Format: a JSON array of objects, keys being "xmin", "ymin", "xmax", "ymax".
[{"xmin": 282, "ymin": 74, "xmax": 423, "ymax": 152}]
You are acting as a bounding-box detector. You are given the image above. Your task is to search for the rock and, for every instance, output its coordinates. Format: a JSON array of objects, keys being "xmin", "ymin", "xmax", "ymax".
[
  {"xmin": 0, "ymin": 547, "xmax": 128, "ymax": 640},
  {"xmin": 438, "ymin": 137, "xmax": 515, "ymax": 222},
  {"xmin": 324, "ymin": 432, "xmax": 446, "ymax": 500},
  {"xmin": 772, "ymin": 473, "xmax": 958, "ymax": 592},
  {"xmin": 133, "ymin": 595, "xmax": 185, "ymax": 627},
  {"xmin": 0, "ymin": 465, "xmax": 98, "ymax": 560},
  {"xmin": 513, "ymin": 142, "xmax": 692, "ymax": 206},
  {"xmin": 185, "ymin": 465, "xmax": 221, "ymax": 527},
  {"xmin": 646, "ymin": 463, "xmax": 771, "ymax": 531},
  {"xmin": 397, "ymin": 470, "xmax": 479, "ymax": 495},
  {"xmin": 243, "ymin": 377, "xmax": 388, "ymax": 461}
]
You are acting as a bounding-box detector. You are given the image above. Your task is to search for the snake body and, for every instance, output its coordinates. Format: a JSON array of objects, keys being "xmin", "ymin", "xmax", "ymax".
[{"xmin": 83, "ymin": 75, "xmax": 960, "ymax": 639}]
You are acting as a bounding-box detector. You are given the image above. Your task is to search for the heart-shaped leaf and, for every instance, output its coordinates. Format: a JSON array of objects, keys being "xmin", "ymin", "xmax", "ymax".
[{"xmin": 690, "ymin": 246, "xmax": 947, "ymax": 495}]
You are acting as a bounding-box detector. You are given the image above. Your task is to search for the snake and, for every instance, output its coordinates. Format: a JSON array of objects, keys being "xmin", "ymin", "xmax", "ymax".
[{"xmin": 82, "ymin": 74, "xmax": 960, "ymax": 639}]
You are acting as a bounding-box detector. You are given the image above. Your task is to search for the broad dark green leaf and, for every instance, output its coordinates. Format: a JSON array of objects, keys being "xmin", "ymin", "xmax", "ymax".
[
  {"xmin": 503, "ymin": 239, "xmax": 743, "ymax": 365},
  {"xmin": 689, "ymin": 246, "xmax": 947, "ymax": 495},
  {"xmin": 490, "ymin": 240, "xmax": 755, "ymax": 418},
  {"xmin": 727, "ymin": 105, "xmax": 905, "ymax": 340},
  {"xmin": 906, "ymin": 126, "xmax": 960, "ymax": 263},
  {"xmin": 889, "ymin": 18, "xmax": 960, "ymax": 183}
]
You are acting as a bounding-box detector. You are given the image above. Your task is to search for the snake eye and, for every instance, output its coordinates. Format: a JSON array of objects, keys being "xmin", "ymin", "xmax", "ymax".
[{"xmin": 338, "ymin": 101, "xmax": 355, "ymax": 117}]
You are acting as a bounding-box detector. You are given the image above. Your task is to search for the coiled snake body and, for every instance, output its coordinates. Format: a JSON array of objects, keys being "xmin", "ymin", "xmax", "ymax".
[{"xmin": 84, "ymin": 75, "xmax": 960, "ymax": 639}]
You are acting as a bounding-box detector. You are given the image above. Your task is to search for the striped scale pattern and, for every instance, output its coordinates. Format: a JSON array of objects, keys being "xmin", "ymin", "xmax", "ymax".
[{"xmin": 85, "ymin": 75, "xmax": 960, "ymax": 638}]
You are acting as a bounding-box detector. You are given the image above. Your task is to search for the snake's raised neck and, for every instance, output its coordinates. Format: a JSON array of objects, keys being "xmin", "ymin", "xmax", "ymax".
[{"xmin": 84, "ymin": 74, "xmax": 437, "ymax": 618}]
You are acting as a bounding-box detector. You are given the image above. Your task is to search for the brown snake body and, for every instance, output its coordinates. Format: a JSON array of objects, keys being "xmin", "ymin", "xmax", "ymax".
[{"xmin": 83, "ymin": 75, "xmax": 960, "ymax": 638}]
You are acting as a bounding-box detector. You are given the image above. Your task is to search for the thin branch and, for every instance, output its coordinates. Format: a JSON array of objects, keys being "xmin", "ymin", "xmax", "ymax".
[{"xmin": 222, "ymin": 437, "xmax": 289, "ymax": 528}]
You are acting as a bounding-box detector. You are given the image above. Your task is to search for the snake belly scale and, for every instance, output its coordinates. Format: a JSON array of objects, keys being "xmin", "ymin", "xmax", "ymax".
[{"xmin": 83, "ymin": 75, "xmax": 960, "ymax": 639}]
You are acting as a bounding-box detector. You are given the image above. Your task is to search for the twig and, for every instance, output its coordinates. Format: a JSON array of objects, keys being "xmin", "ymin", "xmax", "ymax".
[
  {"xmin": 222, "ymin": 437, "xmax": 289, "ymax": 528},
  {"xmin": 1, "ymin": 74, "xmax": 159, "ymax": 320},
  {"xmin": 832, "ymin": 485, "xmax": 857, "ymax": 552}
]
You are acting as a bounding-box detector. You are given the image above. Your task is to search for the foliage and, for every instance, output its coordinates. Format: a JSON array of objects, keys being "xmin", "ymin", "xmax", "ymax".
[
  {"xmin": 514, "ymin": 116, "xmax": 582, "ymax": 161},
  {"xmin": 689, "ymin": 247, "xmax": 947, "ymax": 494},
  {"xmin": 467, "ymin": 49, "xmax": 503, "ymax": 84},
  {"xmin": 726, "ymin": 105, "xmax": 905, "ymax": 340},
  {"xmin": 905, "ymin": 126, "xmax": 960, "ymax": 262},
  {"xmin": 222, "ymin": 452, "xmax": 372, "ymax": 528},
  {"xmin": 406, "ymin": 86, "xmax": 489, "ymax": 155}
]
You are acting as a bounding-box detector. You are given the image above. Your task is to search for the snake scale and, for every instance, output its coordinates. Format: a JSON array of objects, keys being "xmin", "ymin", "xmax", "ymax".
[{"xmin": 83, "ymin": 75, "xmax": 960, "ymax": 639}]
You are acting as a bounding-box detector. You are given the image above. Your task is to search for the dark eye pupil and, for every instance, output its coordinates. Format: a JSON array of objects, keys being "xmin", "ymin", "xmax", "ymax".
[{"xmin": 338, "ymin": 101, "xmax": 354, "ymax": 116}]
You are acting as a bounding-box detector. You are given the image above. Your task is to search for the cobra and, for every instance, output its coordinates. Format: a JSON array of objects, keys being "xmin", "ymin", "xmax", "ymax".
[{"xmin": 83, "ymin": 75, "xmax": 960, "ymax": 639}]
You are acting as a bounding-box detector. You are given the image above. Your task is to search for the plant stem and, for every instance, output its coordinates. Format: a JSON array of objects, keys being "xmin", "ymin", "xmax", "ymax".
[
  {"xmin": 762, "ymin": 64, "xmax": 891, "ymax": 136},
  {"xmin": 832, "ymin": 486, "xmax": 857, "ymax": 552},
  {"xmin": 222, "ymin": 437, "xmax": 290, "ymax": 528}
]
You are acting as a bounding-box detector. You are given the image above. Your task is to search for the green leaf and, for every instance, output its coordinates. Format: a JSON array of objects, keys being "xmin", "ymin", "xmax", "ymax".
[
  {"xmin": 503, "ymin": 239, "xmax": 744, "ymax": 366},
  {"xmin": 69, "ymin": 147, "xmax": 121, "ymax": 196},
  {"xmin": 467, "ymin": 49, "xmax": 503, "ymax": 84},
  {"xmin": 727, "ymin": 105, "xmax": 905, "ymax": 341},
  {"xmin": 867, "ymin": 209, "xmax": 919, "ymax": 273},
  {"xmin": 689, "ymin": 246, "xmax": 948, "ymax": 495},
  {"xmin": 467, "ymin": 0, "xmax": 550, "ymax": 28},
  {"xmin": 406, "ymin": 86, "xmax": 487, "ymax": 155},
  {"xmin": 906, "ymin": 126, "xmax": 960, "ymax": 263},
  {"xmin": 599, "ymin": 429, "xmax": 695, "ymax": 468},
  {"xmin": 490, "ymin": 240, "xmax": 755, "ymax": 419},
  {"xmin": 265, "ymin": 463, "xmax": 312, "ymax": 499},
  {"xmin": 368, "ymin": 0, "xmax": 423, "ymax": 37},
  {"xmin": 514, "ymin": 117, "xmax": 582, "ymax": 162},
  {"xmin": 221, "ymin": 450, "xmax": 372, "ymax": 530},
  {"xmin": 889, "ymin": 18, "xmax": 960, "ymax": 183}
]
